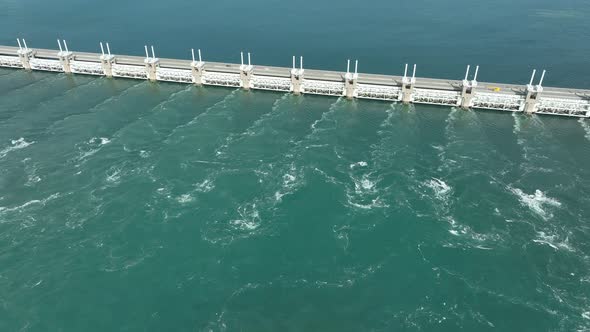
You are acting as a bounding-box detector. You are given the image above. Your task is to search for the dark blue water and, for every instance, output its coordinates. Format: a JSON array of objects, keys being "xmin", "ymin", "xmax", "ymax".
[{"xmin": 2, "ymin": 0, "xmax": 590, "ymax": 87}]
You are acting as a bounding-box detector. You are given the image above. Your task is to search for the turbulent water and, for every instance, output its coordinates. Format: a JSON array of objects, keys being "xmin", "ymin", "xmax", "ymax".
[
  {"xmin": 2, "ymin": 0, "xmax": 590, "ymax": 330},
  {"xmin": 1, "ymin": 69, "xmax": 590, "ymax": 331}
]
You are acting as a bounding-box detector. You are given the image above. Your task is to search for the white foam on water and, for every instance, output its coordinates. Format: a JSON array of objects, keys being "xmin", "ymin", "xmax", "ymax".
[
  {"xmin": 139, "ymin": 150, "xmax": 150, "ymax": 158},
  {"xmin": 424, "ymin": 178, "xmax": 452, "ymax": 201},
  {"xmin": 231, "ymin": 203, "xmax": 261, "ymax": 231},
  {"xmin": 445, "ymin": 216, "xmax": 502, "ymax": 247},
  {"xmin": 349, "ymin": 161, "xmax": 368, "ymax": 169},
  {"xmin": 75, "ymin": 137, "xmax": 111, "ymax": 163},
  {"xmin": 176, "ymin": 194, "xmax": 194, "ymax": 204},
  {"xmin": 105, "ymin": 168, "xmax": 121, "ymax": 184},
  {"xmin": 512, "ymin": 111, "xmax": 522, "ymax": 133},
  {"xmin": 379, "ymin": 105, "xmax": 396, "ymax": 129},
  {"xmin": 274, "ymin": 164, "xmax": 304, "ymax": 203},
  {"xmin": 345, "ymin": 167, "xmax": 390, "ymax": 211},
  {"xmin": 532, "ymin": 231, "xmax": 574, "ymax": 252},
  {"xmin": 312, "ymin": 167, "xmax": 341, "ymax": 186},
  {"xmin": 309, "ymin": 97, "xmax": 342, "ymax": 133},
  {"xmin": 0, "ymin": 138, "xmax": 34, "ymax": 158},
  {"xmin": 194, "ymin": 178, "xmax": 215, "ymax": 193},
  {"xmin": 509, "ymin": 187, "xmax": 561, "ymax": 220},
  {"xmin": 582, "ymin": 311, "xmax": 590, "ymax": 320},
  {"xmin": 0, "ymin": 192, "xmax": 60, "ymax": 215},
  {"xmin": 352, "ymin": 174, "xmax": 377, "ymax": 194},
  {"xmin": 346, "ymin": 195, "xmax": 389, "ymax": 210}
]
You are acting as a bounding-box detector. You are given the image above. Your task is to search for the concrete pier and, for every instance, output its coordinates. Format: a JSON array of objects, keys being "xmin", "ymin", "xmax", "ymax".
[
  {"xmin": 17, "ymin": 48, "xmax": 33, "ymax": 70},
  {"xmin": 523, "ymin": 70, "xmax": 545, "ymax": 114},
  {"xmin": 0, "ymin": 42, "xmax": 588, "ymax": 118},
  {"xmin": 57, "ymin": 40, "xmax": 73, "ymax": 73},
  {"xmin": 460, "ymin": 65, "xmax": 478, "ymax": 109},
  {"xmin": 190, "ymin": 49, "xmax": 205, "ymax": 85},
  {"xmin": 290, "ymin": 56, "xmax": 304, "ymax": 95},
  {"xmin": 99, "ymin": 42, "xmax": 115, "ymax": 77},
  {"xmin": 239, "ymin": 52, "xmax": 253, "ymax": 90},
  {"xmin": 344, "ymin": 59, "xmax": 358, "ymax": 99},
  {"xmin": 144, "ymin": 45, "xmax": 159, "ymax": 82},
  {"xmin": 401, "ymin": 64, "xmax": 416, "ymax": 104}
]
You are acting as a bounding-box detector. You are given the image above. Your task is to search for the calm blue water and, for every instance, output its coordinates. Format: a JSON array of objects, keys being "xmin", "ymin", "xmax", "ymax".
[{"xmin": 1, "ymin": 0, "xmax": 590, "ymax": 331}]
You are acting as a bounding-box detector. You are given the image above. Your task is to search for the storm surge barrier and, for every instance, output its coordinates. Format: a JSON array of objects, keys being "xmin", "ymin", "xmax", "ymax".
[{"xmin": 1, "ymin": 39, "xmax": 589, "ymax": 118}]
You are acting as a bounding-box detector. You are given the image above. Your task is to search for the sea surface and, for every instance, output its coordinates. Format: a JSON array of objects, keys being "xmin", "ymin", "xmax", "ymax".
[{"xmin": 1, "ymin": 0, "xmax": 590, "ymax": 331}]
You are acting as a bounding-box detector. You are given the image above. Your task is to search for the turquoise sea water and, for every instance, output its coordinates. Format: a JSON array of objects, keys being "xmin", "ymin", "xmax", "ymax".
[{"xmin": 1, "ymin": 0, "xmax": 590, "ymax": 331}]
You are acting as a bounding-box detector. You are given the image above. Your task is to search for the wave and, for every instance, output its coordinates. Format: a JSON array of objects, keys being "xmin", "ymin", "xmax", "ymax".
[
  {"xmin": 73, "ymin": 136, "xmax": 112, "ymax": 165},
  {"xmin": 1, "ymin": 77, "xmax": 101, "ymax": 124},
  {"xmin": 215, "ymin": 93, "xmax": 290, "ymax": 157},
  {"xmin": 0, "ymin": 73, "xmax": 61, "ymax": 96},
  {"xmin": 532, "ymin": 230, "xmax": 574, "ymax": 252},
  {"xmin": 0, "ymin": 192, "xmax": 60, "ymax": 216},
  {"xmin": 231, "ymin": 202, "xmax": 261, "ymax": 231},
  {"xmin": 274, "ymin": 162, "xmax": 305, "ymax": 203},
  {"xmin": 45, "ymin": 81, "xmax": 145, "ymax": 132},
  {"xmin": 509, "ymin": 187, "xmax": 561, "ymax": 220},
  {"xmin": 163, "ymin": 89, "xmax": 239, "ymax": 144},
  {"xmin": 424, "ymin": 178, "xmax": 452, "ymax": 201},
  {"xmin": 307, "ymin": 97, "xmax": 343, "ymax": 135},
  {"xmin": 0, "ymin": 137, "xmax": 34, "ymax": 158},
  {"xmin": 349, "ymin": 161, "xmax": 368, "ymax": 169},
  {"xmin": 106, "ymin": 85, "xmax": 192, "ymax": 142}
]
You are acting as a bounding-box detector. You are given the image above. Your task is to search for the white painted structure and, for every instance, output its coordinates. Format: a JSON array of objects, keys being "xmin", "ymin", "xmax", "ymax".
[{"xmin": 0, "ymin": 39, "xmax": 588, "ymax": 118}]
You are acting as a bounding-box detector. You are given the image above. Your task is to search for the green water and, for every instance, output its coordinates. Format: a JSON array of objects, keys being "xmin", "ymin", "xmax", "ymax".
[
  {"xmin": 1, "ymin": 69, "xmax": 590, "ymax": 331},
  {"xmin": 2, "ymin": 0, "xmax": 590, "ymax": 329}
]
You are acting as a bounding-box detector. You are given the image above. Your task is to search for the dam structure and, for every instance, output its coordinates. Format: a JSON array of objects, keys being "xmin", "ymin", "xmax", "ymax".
[{"xmin": 1, "ymin": 39, "xmax": 589, "ymax": 118}]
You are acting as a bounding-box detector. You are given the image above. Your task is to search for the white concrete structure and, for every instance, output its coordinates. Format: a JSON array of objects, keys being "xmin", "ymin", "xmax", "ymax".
[{"xmin": 0, "ymin": 40, "xmax": 588, "ymax": 118}]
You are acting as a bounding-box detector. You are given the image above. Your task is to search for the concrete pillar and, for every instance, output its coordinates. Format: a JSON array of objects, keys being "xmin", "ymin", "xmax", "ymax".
[
  {"xmin": 523, "ymin": 85, "xmax": 541, "ymax": 114},
  {"xmin": 290, "ymin": 56, "xmax": 304, "ymax": 95},
  {"xmin": 522, "ymin": 70, "xmax": 545, "ymax": 114},
  {"xmin": 344, "ymin": 59, "xmax": 358, "ymax": 99},
  {"xmin": 191, "ymin": 61, "xmax": 205, "ymax": 85},
  {"xmin": 239, "ymin": 52, "xmax": 254, "ymax": 90},
  {"xmin": 17, "ymin": 48, "xmax": 33, "ymax": 70},
  {"xmin": 58, "ymin": 51, "xmax": 73, "ymax": 74},
  {"xmin": 400, "ymin": 64, "xmax": 416, "ymax": 104},
  {"xmin": 100, "ymin": 54, "xmax": 115, "ymax": 77},
  {"xmin": 144, "ymin": 58, "xmax": 159, "ymax": 81},
  {"xmin": 344, "ymin": 73, "xmax": 358, "ymax": 99},
  {"xmin": 460, "ymin": 80, "xmax": 475, "ymax": 109},
  {"xmin": 460, "ymin": 65, "xmax": 478, "ymax": 109},
  {"xmin": 291, "ymin": 68, "xmax": 304, "ymax": 95},
  {"xmin": 401, "ymin": 78, "xmax": 415, "ymax": 104},
  {"xmin": 240, "ymin": 65, "xmax": 253, "ymax": 90}
]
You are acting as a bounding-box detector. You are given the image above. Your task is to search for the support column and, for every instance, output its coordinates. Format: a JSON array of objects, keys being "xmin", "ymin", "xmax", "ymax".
[
  {"xmin": 239, "ymin": 52, "xmax": 253, "ymax": 90},
  {"xmin": 523, "ymin": 69, "xmax": 545, "ymax": 114},
  {"xmin": 460, "ymin": 65, "xmax": 479, "ymax": 109},
  {"xmin": 190, "ymin": 48, "xmax": 205, "ymax": 85},
  {"xmin": 290, "ymin": 56, "xmax": 304, "ymax": 95},
  {"xmin": 99, "ymin": 42, "xmax": 115, "ymax": 77},
  {"xmin": 401, "ymin": 64, "xmax": 416, "ymax": 104},
  {"xmin": 16, "ymin": 38, "xmax": 33, "ymax": 70},
  {"xmin": 344, "ymin": 59, "xmax": 358, "ymax": 99},
  {"xmin": 57, "ymin": 39, "xmax": 73, "ymax": 74},
  {"xmin": 144, "ymin": 45, "xmax": 159, "ymax": 82}
]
